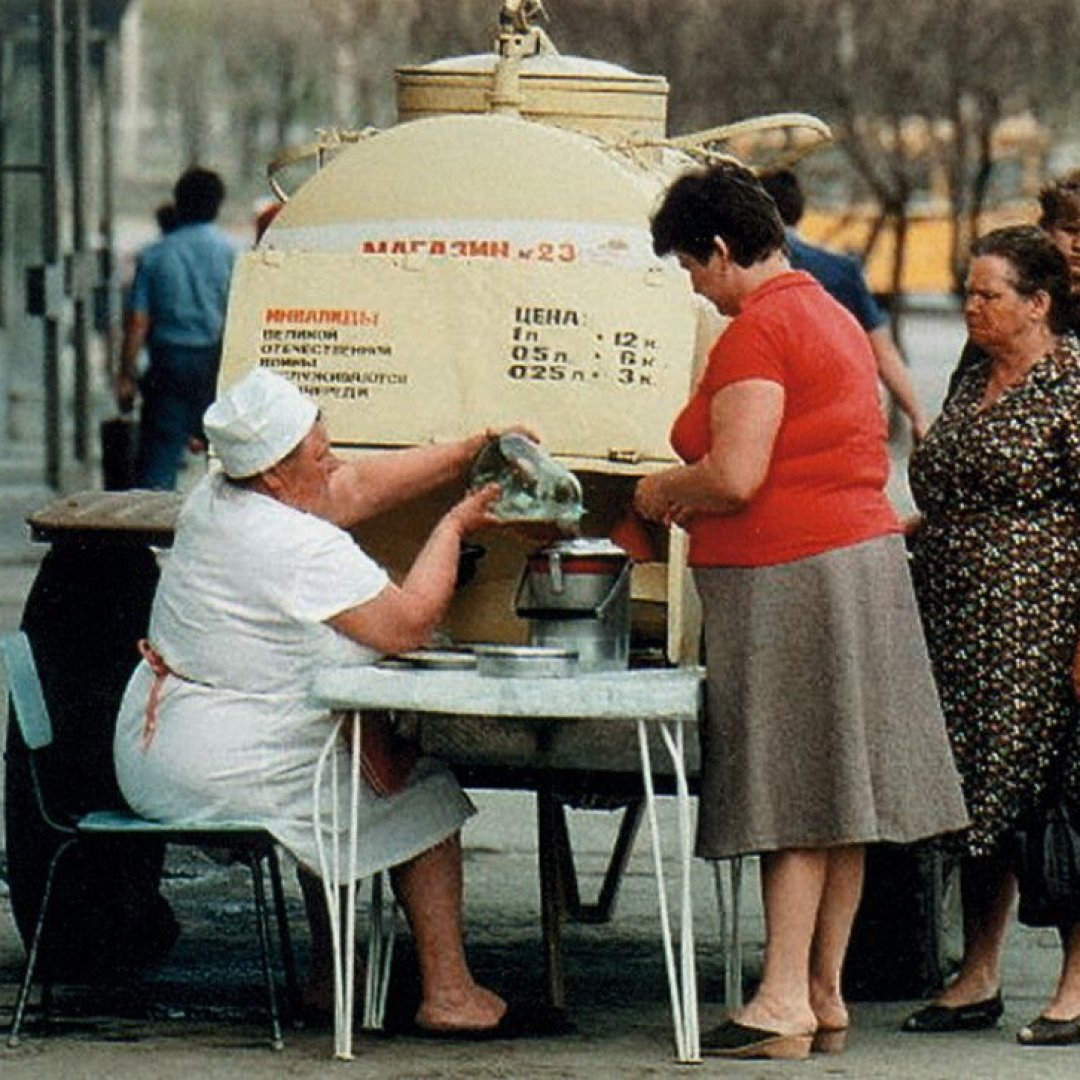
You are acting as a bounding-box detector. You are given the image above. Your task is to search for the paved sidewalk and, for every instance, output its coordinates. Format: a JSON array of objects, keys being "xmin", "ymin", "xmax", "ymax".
[{"xmin": 0, "ymin": 795, "xmax": 1075, "ymax": 1079}]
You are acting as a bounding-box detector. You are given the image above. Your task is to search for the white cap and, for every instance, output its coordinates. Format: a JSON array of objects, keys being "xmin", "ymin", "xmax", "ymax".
[{"xmin": 204, "ymin": 368, "xmax": 318, "ymax": 478}]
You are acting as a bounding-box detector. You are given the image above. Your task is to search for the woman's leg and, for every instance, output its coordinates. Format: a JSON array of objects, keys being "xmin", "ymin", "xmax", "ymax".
[
  {"xmin": 391, "ymin": 833, "xmax": 506, "ymax": 1031},
  {"xmin": 809, "ymin": 845, "xmax": 865, "ymax": 1031},
  {"xmin": 735, "ymin": 847, "xmax": 825, "ymax": 1035},
  {"xmin": 936, "ymin": 853, "xmax": 1015, "ymax": 1005},
  {"xmin": 1043, "ymin": 921, "xmax": 1080, "ymax": 1019},
  {"xmin": 299, "ymin": 839, "xmax": 503, "ymax": 1030}
]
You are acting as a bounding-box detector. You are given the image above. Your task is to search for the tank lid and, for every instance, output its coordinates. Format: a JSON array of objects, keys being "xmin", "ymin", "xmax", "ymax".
[{"xmin": 398, "ymin": 52, "xmax": 663, "ymax": 84}]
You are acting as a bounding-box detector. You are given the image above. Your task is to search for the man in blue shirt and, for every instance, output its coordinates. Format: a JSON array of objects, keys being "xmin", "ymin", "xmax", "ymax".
[
  {"xmin": 762, "ymin": 170, "xmax": 929, "ymax": 441},
  {"xmin": 116, "ymin": 168, "xmax": 236, "ymax": 488}
]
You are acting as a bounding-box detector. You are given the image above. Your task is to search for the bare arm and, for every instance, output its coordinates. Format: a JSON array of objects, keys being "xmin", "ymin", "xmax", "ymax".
[
  {"xmin": 115, "ymin": 310, "xmax": 150, "ymax": 413},
  {"xmin": 326, "ymin": 430, "xmax": 493, "ymax": 529},
  {"xmin": 868, "ymin": 326, "xmax": 930, "ymax": 441},
  {"xmin": 327, "ymin": 484, "xmax": 499, "ymax": 654},
  {"xmin": 633, "ymin": 379, "xmax": 784, "ymax": 525}
]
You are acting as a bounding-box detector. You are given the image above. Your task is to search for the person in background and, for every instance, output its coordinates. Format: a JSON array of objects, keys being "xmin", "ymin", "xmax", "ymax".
[
  {"xmin": 634, "ymin": 162, "xmax": 968, "ymax": 1061},
  {"xmin": 903, "ymin": 226, "xmax": 1080, "ymax": 1047},
  {"xmin": 1040, "ymin": 170, "xmax": 1080, "ymax": 302},
  {"xmin": 943, "ymin": 171, "xmax": 1080, "ymax": 406},
  {"xmin": 761, "ymin": 168, "xmax": 930, "ymax": 441},
  {"xmin": 113, "ymin": 368, "xmax": 554, "ymax": 1038},
  {"xmin": 154, "ymin": 201, "xmax": 179, "ymax": 236},
  {"xmin": 115, "ymin": 167, "xmax": 236, "ymax": 489}
]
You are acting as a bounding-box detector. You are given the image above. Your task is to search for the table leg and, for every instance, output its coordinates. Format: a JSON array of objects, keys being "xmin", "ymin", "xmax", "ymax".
[
  {"xmin": 313, "ymin": 714, "xmax": 358, "ymax": 1060},
  {"xmin": 362, "ymin": 872, "xmax": 396, "ymax": 1030},
  {"xmin": 536, "ymin": 786, "xmax": 567, "ymax": 1011},
  {"xmin": 666, "ymin": 720, "xmax": 699, "ymax": 1057},
  {"xmin": 725, "ymin": 857, "xmax": 744, "ymax": 1011},
  {"xmin": 711, "ymin": 860, "xmax": 746, "ymax": 1011},
  {"xmin": 637, "ymin": 719, "xmax": 700, "ymax": 1063},
  {"xmin": 342, "ymin": 717, "xmax": 361, "ymax": 1056}
]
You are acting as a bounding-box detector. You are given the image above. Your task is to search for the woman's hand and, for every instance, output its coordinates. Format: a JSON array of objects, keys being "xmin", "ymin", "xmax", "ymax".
[
  {"xmin": 633, "ymin": 472, "xmax": 671, "ymax": 524},
  {"xmin": 446, "ymin": 482, "xmax": 502, "ymax": 536},
  {"xmin": 634, "ymin": 471, "xmax": 695, "ymax": 527},
  {"xmin": 464, "ymin": 424, "xmax": 542, "ymax": 462}
]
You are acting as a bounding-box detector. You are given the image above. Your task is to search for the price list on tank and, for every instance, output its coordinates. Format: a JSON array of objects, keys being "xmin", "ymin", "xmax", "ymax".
[
  {"xmin": 222, "ymin": 251, "xmax": 698, "ymax": 457},
  {"xmin": 505, "ymin": 305, "xmax": 662, "ymax": 389},
  {"xmin": 253, "ymin": 307, "xmax": 408, "ymax": 405}
]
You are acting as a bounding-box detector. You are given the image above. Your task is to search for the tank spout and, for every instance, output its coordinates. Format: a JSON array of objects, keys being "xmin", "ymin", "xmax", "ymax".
[{"xmin": 490, "ymin": 0, "xmax": 556, "ymax": 115}]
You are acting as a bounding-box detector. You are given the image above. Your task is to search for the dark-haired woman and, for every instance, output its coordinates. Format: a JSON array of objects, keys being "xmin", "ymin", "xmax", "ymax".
[
  {"xmin": 943, "ymin": 173, "xmax": 1080, "ymax": 405},
  {"xmin": 904, "ymin": 225, "xmax": 1080, "ymax": 1047},
  {"xmin": 634, "ymin": 162, "xmax": 968, "ymax": 1060}
]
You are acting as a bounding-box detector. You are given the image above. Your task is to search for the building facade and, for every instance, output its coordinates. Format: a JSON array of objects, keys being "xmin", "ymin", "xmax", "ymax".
[{"xmin": 1, "ymin": 0, "xmax": 132, "ymax": 489}]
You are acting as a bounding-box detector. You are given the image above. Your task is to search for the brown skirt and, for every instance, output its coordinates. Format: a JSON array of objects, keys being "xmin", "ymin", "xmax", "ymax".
[{"xmin": 694, "ymin": 534, "xmax": 969, "ymax": 860}]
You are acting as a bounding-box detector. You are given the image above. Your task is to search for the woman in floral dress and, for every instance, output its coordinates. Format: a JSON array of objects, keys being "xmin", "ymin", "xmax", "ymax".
[{"xmin": 905, "ymin": 225, "xmax": 1080, "ymax": 1046}]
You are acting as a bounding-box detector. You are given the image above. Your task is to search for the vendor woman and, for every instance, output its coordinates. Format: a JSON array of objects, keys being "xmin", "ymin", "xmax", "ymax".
[{"xmin": 115, "ymin": 367, "xmax": 521, "ymax": 1037}]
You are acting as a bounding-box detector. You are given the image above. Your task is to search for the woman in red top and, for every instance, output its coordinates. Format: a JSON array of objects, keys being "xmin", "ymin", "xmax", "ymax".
[{"xmin": 634, "ymin": 163, "xmax": 968, "ymax": 1060}]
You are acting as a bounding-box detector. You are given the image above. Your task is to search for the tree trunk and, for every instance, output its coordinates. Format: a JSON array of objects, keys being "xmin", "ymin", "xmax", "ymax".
[{"xmin": 888, "ymin": 208, "xmax": 910, "ymax": 352}]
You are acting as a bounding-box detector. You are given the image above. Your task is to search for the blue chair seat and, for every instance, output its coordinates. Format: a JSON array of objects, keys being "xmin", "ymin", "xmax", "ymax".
[{"xmin": 1, "ymin": 630, "xmax": 300, "ymax": 1050}]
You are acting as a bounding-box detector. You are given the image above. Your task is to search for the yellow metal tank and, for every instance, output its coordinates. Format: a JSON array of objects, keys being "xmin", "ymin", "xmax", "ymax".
[{"xmin": 220, "ymin": 4, "xmax": 823, "ymax": 658}]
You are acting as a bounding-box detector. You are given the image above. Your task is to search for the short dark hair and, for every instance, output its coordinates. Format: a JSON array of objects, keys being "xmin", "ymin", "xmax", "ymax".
[
  {"xmin": 173, "ymin": 167, "xmax": 225, "ymax": 224},
  {"xmin": 154, "ymin": 201, "xmax": 179, "ymax": 234},
  {"xmin": 1037, "ymin": 170, "xmax": 1080, "ymax": 231},
  {"xmin": 970, "ymin": 224, "xmax": 1072, "ymax": 334},
  {"xmin": 650, "ymin": 161, "xmax": 786, "ymax": 267},
  {"xmin": 759, "ymin": 169, "xmax": 804, "ymax": 228}
]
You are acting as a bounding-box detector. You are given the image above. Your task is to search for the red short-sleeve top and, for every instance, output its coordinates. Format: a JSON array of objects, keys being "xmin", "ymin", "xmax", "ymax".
[{"xmin": 670, "ymin": 271, "xmax": 901, "ymax": 567}]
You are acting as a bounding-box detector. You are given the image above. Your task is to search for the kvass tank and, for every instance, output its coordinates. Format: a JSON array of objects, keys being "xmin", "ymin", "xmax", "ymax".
[{"xmin": 219, "ymin": 1, "xmax": 827, "ymax": 657}]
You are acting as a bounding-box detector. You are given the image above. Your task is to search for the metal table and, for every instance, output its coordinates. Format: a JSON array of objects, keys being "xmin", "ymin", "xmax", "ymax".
[{"xmin": 311, "ymin": 664, "xmax": 704, "ymax": 1063}]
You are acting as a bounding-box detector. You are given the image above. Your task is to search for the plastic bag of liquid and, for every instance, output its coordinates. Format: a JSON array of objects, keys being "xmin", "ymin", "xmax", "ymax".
[{"xmin": 468, "ymin": 433, "xmax": 584, "ymax": 528}]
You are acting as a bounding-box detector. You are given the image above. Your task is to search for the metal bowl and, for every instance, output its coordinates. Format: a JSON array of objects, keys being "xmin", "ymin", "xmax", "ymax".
[
  {"xmin": 472, "ymin": 644, "xmax": 578, "ymax": 679},
  {"xmin": 393, "ymin": 647, "xmax": 477, "ymax": 671}
]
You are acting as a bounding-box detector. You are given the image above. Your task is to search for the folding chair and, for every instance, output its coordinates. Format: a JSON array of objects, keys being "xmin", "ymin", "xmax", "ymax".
[{"xmin": 0, "ymin": 630, "xmax": 301, "ymax": 1050}]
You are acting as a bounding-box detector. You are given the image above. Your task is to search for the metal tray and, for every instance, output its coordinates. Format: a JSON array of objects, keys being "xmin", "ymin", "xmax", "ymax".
[
  {"xmin": 391, "ymin": 648, "xmax": 477, "ymax": 671},
  {"xmin": 472, "ymin": 644, "xmax": 578, "ymax": 679}
]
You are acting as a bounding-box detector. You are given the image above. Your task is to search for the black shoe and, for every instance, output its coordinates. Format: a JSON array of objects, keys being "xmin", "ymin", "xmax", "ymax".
[
  {"xmin": 701, "ymin": 1019, "xmax": 812, "ymax": 1060},
  {"xmin": 1017, "ymin": 1014, "xmax": 1080, "ymax": 1046},
  {"xmin": 901, "ymin": 992, "xmax": 1004, "ymax": 1033}
]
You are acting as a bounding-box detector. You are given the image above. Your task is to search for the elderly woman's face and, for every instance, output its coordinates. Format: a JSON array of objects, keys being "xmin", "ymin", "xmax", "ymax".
[
  {"xmin": 963, "ymin": 254, "xmax": 1047, "ymax": 355},
  {"xmin": 267, "ymin": 419, "xmax": 341, "ymax": 518}
]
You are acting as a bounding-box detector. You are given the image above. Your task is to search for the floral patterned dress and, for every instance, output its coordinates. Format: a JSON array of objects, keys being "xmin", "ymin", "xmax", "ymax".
[{"xmin": 909, "ymin": 335, "xmax": 1080, "ymax": 857}]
